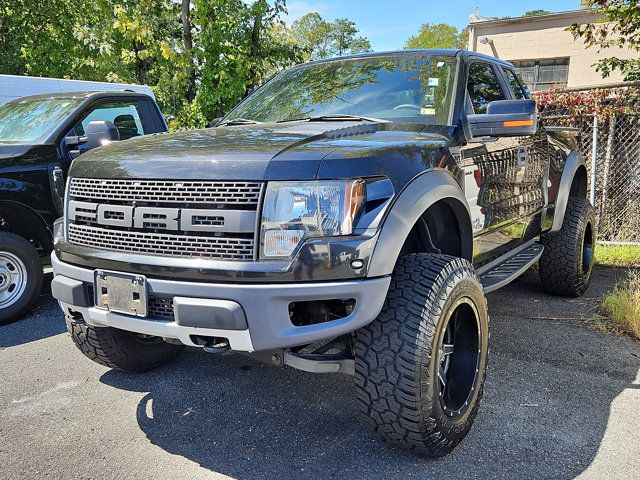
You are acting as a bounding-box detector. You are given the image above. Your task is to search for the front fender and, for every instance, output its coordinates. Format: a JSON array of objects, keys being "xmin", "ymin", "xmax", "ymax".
[{"xmin": 367, "ymin": 169, "xmax": 472, "ymax": 277}]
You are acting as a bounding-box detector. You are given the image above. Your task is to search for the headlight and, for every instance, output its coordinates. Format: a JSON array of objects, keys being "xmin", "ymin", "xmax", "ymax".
[
  {"xmin": 53, "ymin": 217, "xmax": 65, "ymax": 246},
  {"xmin": 260, "ymin": 180, "xmax": 365, "ymax": 259}
]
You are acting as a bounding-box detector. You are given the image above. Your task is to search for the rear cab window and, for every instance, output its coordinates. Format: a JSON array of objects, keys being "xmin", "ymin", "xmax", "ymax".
[
  {"xmin": 502, "ymin": 68, "xmax": 530, "ymax": 99},
  {"xmin": 466, "ymin": 62, "xmax": 507, "ymax": 114}
]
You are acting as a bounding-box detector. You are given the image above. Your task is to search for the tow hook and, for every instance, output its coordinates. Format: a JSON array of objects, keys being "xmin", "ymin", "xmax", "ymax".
[{"xmin": 202, "ymin": 338, "xmax": 230, "ymax": 354}]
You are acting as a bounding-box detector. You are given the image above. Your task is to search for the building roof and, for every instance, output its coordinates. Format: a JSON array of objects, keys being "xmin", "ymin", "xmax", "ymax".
[{"xmin": 469, "ymin": 9, "xmax": 597, "ymax": 27}]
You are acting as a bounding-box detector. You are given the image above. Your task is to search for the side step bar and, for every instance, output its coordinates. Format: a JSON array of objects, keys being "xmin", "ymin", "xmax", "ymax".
[{"xmin": 478, "ymin": 242, "xmax": 544, "ymax": 293}]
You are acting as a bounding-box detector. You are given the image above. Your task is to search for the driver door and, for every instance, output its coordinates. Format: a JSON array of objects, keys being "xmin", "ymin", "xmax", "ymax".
[{"xmin": 460, "ymin": 61, "xmax": 547, "ymax": 266}]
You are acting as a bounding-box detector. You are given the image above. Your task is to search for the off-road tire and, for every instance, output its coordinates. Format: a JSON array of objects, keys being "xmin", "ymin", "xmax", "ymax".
[
  {"xmin": 539, "ymin": 197, "xmax": 595, "ymax": 297},
  {"xmin": 354, "ymin": 254, "xmax": 490, "ymax": 457},
  {"xmin": 0, "ymin": 232, "xmax": 43, "ymax": 326},
  {"xmin": 66, "ymin": 317, "xmax": 184, "ymax": 372}
]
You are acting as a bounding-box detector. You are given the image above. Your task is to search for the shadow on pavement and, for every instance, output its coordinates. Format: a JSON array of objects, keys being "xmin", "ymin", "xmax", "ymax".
[
  {"xmin": 99, "ymin": 267, "xmax": 640, "ymax": 480},
  {"xmin": 0, "ymin": 276, "xmax": 67, "ymax": 349}
]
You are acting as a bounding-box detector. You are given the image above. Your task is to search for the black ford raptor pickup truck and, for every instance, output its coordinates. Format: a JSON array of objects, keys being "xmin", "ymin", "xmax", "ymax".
[{"xmin": 51, "ymin": 50, "xmax": 594, "ymax": 456}]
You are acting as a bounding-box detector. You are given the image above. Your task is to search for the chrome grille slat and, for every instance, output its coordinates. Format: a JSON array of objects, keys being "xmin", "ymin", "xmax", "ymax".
[
  {"xmin": 68, "ymin": 224, "xmax": 254, "ymax": 261},
  {"xmin": 69, "ymin": 178, "xmax": 262, "ymax": 205}
]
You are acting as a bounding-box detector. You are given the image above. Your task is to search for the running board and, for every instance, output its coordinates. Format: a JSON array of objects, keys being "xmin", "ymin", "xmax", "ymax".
[{"xmin": 478, "ymin": 243, "xmax": 544, "ymax": 293}]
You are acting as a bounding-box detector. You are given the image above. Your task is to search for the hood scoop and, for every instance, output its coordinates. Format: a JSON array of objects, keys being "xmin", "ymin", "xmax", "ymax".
[{"xmin": 322, "ymin": 124, "xmax": 378, "ymax": 140}]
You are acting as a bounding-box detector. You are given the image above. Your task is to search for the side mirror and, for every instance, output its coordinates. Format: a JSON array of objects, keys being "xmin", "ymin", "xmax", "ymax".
[
  {"xmin": 85, "ymin": 120, "xmax": 120, "ymax": 150},
  {"xmin": 210, "ymin": 117, "xmax": 223, "ymax": 127},
  {"xmin": 465, "ymin": 99, "xmax": 538, "ymax": 138}
]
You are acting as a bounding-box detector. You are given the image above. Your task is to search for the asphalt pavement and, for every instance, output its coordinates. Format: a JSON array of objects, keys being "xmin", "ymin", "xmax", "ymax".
[{"xmin": 1, "ymin": 267, "xmax": 639, "ymax": 480}]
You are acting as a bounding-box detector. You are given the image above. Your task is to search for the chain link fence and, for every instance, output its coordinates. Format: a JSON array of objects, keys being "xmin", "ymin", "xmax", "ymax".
[{"xmin": 539, "ymin": 87, "xmax": 640, "ymax": 244}]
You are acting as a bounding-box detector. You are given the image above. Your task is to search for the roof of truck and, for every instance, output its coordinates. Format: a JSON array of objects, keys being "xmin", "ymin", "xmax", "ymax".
[
  {"xmin": 304, "ymin": 49, "xmax": 515, "ymax": 68},
  {"xmin": 6, "ymin": 90, "xmax": 154, "ymax": 103}
]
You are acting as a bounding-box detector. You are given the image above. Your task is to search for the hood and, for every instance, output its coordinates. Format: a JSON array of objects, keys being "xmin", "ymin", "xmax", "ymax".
[
  {"xmin": 0, "ymin": 144, "xmax": 29, "ymax": 160},
  {"xmin": 69, "ymin": 121, "xmax": 451, "ymax": 181}
]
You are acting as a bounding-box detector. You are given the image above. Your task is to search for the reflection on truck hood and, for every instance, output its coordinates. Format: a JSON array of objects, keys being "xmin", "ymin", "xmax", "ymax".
[
  {"xmin": 0, "ymin": 144, "xmax": 28, "ymax": 159},
  {"xmin": 69, "ymin": 121, "xmax": 451, "ymax": 182}
]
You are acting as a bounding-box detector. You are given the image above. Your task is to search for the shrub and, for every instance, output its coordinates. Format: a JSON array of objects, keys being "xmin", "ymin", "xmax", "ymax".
[{"xmin": 602, "ymin": 270, "xmax": 640, "ymax": 340}]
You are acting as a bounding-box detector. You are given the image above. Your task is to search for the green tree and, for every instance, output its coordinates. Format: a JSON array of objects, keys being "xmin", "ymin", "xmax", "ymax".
[
  {"xmin": 291, "ymin": 13, "xmax": 371, "ymax": 60},
  {"xmin": 524, "ymin": 9, "xmax": 551, "ymax": 16},
  {"xmin": 404, "ymin": 23, "xmax": 465, "ymax": 50},
  {"xmin": 290, "ymin": 12, "xmax": 333, "ymax": 60},
  {"xmin": 330, "ymin": 18, "xmax": 371, "ymax": 56},
  {"xmin": 569, "ymin": 0, "xmax": 640, "ymax": 81},
  {"xmin": 0, "ymin": 0, "xmax": 90, "ymax": 77},
  {"xmin": 194, "ymin": 0, "xmax": 300, "ymax": 120}
]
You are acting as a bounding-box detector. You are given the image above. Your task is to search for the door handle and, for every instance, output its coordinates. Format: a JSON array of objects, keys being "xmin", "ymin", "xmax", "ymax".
[{"xmin": 517, "ymin": 147, "xmax": 528, "ymax": 166}]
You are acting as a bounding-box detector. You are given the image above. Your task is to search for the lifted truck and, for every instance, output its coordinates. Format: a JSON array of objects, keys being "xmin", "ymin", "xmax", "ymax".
[
  {"xmin": 51, "ymin": 50, "xmax": 594, "ymax": 456},
  {"xmin": 0, "ymin": 91, "xmax": 167, "ymax": 324}
]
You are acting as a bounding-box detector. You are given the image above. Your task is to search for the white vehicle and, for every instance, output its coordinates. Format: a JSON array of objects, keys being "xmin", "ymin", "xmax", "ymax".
[{"xmin": 0, "ymin": 74, "xmax": 155, "ymax": 106}]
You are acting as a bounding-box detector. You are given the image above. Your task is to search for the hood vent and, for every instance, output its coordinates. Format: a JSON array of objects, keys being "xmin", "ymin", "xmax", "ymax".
[{"xmin": 322, "ymin": 124, "xmax": 377, "ymax": 140}]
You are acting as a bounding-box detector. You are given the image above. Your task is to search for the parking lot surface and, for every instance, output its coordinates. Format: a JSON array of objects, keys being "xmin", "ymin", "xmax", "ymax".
[{"xmin": 1, "ymin": 267, "xmax": 639, "ymax": 480}]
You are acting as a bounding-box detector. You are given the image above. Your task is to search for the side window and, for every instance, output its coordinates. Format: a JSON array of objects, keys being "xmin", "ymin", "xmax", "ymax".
[
  {"xmin": 503, "ymin": 68, "xmax": 529, "ymax": 99},
  {"xmin": 466, "ymin": 63, "xmax": 506, "ymax": 114},
  {"xmin": 74, "ymin": 101, "xmax": 148, "ymax": 140}
]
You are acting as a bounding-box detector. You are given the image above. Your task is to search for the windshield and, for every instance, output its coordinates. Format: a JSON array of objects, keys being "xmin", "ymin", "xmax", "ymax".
[
  {"xmin": 225, "ymin": 54, "xmax": 459, "ymax": 125},
  {"xmin": 0, "ymin": 96, "xmax": 83, "ymax": 144}
]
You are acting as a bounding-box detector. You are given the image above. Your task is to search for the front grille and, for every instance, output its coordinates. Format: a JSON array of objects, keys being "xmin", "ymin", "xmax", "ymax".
[
  {"xmin": 66, "ymin": 178, "xmax": 262, "ymax": 260},
  {"xmin": 69, "ymin": 178, "xmax": 262, "ymax": 205},
  {"xmin": 68, "ymin": 224, "xmax": 254, "ymax": 260}
]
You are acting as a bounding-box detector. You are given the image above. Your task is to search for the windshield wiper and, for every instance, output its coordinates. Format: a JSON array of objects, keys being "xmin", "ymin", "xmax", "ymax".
[
  {"xmin": 217, "ymin": 117, "xmax": 263, "ymax": 127},
  {"xmin": 308, "ymin": 114, "xmax": 389, "ymax": 123},
  {"xmin": 277, "ymin": 114, "xmax": 389, "ymax": 124}
]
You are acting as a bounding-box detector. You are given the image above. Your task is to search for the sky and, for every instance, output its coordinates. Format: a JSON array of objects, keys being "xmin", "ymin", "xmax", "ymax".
[{"xmin": 282, "ymin": 0, "xmax": 582, "ymax": 51}]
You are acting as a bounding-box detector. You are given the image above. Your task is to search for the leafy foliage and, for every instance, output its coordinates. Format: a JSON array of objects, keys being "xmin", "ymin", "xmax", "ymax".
[
  {"xmin": 0, "ymin": 1, "xmax": 333, "ymax": 128},
  {"xmin": 404, "ymin": 23, "xmax": 466, "ymax": 50},
  {"xmin": 569, "ymin": 0, "xmax": 640, "ymax": 81},
  {"xmin": 291, "ymin": 13, "xmax": 371, "ymax": 61},
  {"xmin": 533, "ymin": 85, "xmax": 639, "ymax": 119},
  {"xmin": 524, "ymin": 9, "xmax": 551, "ymax": 16}
]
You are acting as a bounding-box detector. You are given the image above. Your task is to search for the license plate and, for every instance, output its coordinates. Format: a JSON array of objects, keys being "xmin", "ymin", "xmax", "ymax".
[{"xmin": 94, "ymin": 270, "xmax": 148, "ymax": 317}]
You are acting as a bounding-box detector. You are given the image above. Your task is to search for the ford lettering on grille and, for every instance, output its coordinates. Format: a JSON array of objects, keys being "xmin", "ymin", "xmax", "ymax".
[{"xmin": 68, "ymin": 200, "xmax": 256, "ymax": 233}]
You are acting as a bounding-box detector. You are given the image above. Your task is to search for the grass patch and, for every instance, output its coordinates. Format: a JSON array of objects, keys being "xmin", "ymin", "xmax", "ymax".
[
  {"xmin": 600, "ymin": 270, "xmax": 640, "ymax": 340},
  {"xmin": 595, "ymin": 244, "xmax": 640, "ymax": 267}
]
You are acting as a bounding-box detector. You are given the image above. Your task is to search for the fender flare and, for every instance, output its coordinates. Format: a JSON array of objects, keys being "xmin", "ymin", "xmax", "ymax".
[
  {"xmin": 367, "ymin": 169, "xmax": 473, "ymax": 277},
  {"xmin": 550, "ymin": 151, "xmax": 586, "ymax": 233}
]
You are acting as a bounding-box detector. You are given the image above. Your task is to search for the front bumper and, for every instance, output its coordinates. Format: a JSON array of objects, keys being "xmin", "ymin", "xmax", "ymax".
[{"xmin": 51, "ymin": 253, "xmax": 390, "ymax": 352}]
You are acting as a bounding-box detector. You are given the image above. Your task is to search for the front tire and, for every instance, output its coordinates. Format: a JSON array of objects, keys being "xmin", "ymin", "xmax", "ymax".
[
  {"xmin": 66, "ymin": 317, "xmax": 184, "ymax": 372},
  {"xmin": 539, "ymin": 197, "xmax": 595, "ymax": 297},
  {"xmin": 355, "ymin": 254, "xmax": 490, "ymax": 457},
  {"xmin": 0, "ymin": 232, "xmax": 43, "ymax": 326}
]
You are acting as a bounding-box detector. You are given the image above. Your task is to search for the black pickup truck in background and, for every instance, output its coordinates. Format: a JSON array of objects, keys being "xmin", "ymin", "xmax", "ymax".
[{"xmin": 0, "ymin": 91, "xmax": 167, "ymax": 324}]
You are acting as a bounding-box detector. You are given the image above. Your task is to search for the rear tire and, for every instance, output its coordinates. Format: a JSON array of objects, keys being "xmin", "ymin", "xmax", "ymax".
[
  {"xmin": 539, "ymin": 197, "xmax": 595, "ymax": 297},
  {"xmin": 66, "ymin": 317, "xmax": 184, "ymax": 372},
  {"xmin": 354, "ymin": 254, "xmax": 490, "ymax": 457},
  {"xmin": 0, "ymin": 232, "xmax": 42, "ymax": 326}
]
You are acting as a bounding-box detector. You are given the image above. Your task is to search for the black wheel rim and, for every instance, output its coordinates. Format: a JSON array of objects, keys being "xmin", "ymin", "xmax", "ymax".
[
  {"xmin": 437, "ymin": 298, "xmax": 481, "ymax": 418},
  {"xmin": 582, "ymin": 221, "xmax": 594, "ymax": 275}
]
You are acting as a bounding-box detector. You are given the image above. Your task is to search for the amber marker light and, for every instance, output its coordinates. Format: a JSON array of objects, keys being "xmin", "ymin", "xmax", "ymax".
[{"xmin": 503, "ymin": 119, "xmax": 534, "ymax": 127}]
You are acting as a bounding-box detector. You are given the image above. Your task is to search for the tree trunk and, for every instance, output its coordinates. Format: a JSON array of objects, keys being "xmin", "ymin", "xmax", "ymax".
[
  {"xmin": 181, "ymin": 0, "xmax": 196, "ymax": 102},
  {"xmin": 133, "ymin": 43, "xmax": 148, "ymax": 85},
  {"xmin": 245, "ymin": 1, "xmax": 263, "ymax": 96}
]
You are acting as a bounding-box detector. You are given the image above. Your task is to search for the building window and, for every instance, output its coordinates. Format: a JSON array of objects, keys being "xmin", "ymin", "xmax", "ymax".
[{"xmin": 511, "ymin": 58, "xmax": 569, "ymax": 92}]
